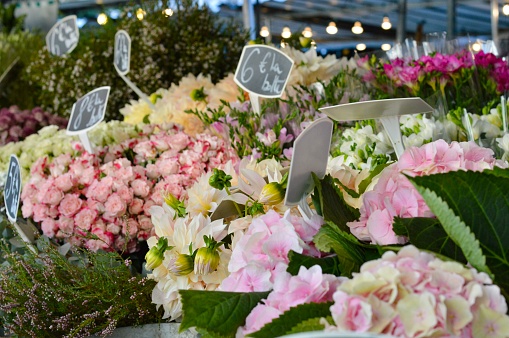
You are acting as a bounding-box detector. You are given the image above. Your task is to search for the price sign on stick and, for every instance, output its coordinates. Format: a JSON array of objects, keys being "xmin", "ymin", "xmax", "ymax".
[
  {"xmin": 284, "ymin": 117, "xmax": 333, "ymax": 218},
  {"xmin": 114, "ymin": 30, "xmax": 131, "ymax": 76},
  {"xmin": 4, "ymin": 155, "xmax": 21, "ymax": 223},
  {"xmin": 46, "ymin": 15, "xmax": 79, "ymax": 57},
  {"xmin": 113, "ymin": 30, "xmax": 154, "ymax": 109},
  {"xmin": 234, "ymin": 45, "xmax": 294, "ymax": 114},
  {"xmin": 320, "ymin": 98, "xmax": 433, "ymax": 159},
  {"xmin": 67, "ymin": 86, "xmax": 110, "ymax": 153}
]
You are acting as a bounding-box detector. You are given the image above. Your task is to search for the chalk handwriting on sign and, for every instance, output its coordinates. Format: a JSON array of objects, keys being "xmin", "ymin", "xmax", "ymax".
[
  {"xmin": 4, "ymin": 155, "xmax": 21, "ymax": 223},
  {"xmin": 114, "ymin": 30, "xmax": 131, "ymax": 76},
  {"xmin": 234, "ymin": 45, "xmax": 293, "ymax": 98},
  {"xmin": 46, "ymin": 15, "xmax": 79, "ymax": 56},
  {"xmin": 67, "ymin": 87, "xmax": 110, "ymax": 134}
]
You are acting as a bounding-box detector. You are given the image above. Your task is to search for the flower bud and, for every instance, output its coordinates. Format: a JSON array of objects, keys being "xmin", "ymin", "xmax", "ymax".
[
  {"xmin": 149, "ymin": 93, "xmax": 162, "ymax": 104},
  {"xmin": 258, "ymin": 181, "xmax": 285, "ymax": 205},
  {"xmin": 168, "ymin": 253, "xmax": 194, "ymax": 276},
  {"xmin": 145, "ymin": 237, "xmax": 169, "ymax": 270},
  {"xmin": 164, "ymin": 193, "xmax": 186, "ymax": 218},
  {"xmin": 194, "ymin": 236, "xmax": 223, "ymax": 275},
  {"xmin": 190, "ymin": 87, "xmax": 207, "ymax": 102}
]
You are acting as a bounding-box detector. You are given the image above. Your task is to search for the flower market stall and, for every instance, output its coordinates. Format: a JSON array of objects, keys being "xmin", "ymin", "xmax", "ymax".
[{"xmin": 1, "ymin": 1, "xmax": 509, "ymax": 338}]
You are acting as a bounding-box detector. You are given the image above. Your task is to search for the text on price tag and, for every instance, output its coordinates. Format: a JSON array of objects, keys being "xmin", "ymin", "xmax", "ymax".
[
  {"xmin": 4, "ymin": 155, "xmax": 21, "ymax": 223},
  {"xmin": 46, "ymin": 15, "xmax": 79, "ymax": 57},
  {"xmin": 234, "ymin": 45, "xmax": 293, "ymax": 98},
  {"xmin": 67, "ymin": 86, "xmax": 110, "ymax": 135}
]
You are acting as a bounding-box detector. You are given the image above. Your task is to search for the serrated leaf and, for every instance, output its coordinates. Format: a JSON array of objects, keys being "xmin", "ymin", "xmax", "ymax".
[
  {"xmin": 248, "ymin": 302, "xmax": 333, "ymax": 338},
  {"xmin": 313, "ymin": 222, "xmax": 380, "ymax": 277},
  {"xmin": 179, "ymin": 290, "xmax": 270, "ymax": 337},
  {"xmin": 312, "ymin": 173, "xmax": 360, "ymax": 233},
  {"xmin": 287, "ymin": 250, "xmax": 341, "ymax": 276},
  {"xmin": 393, "ymin": 217, "xmax": 466, "ymax": 263},
  {"xmin": 408, "ymin": 177, "xmax": 488, "ymax": 274},
  {"xmin": 284, "ymin": 317, "xmax": 326, "ymax": 335},
  {"xmin": 409, "ymin": 170, "xmax": 509, "ymax": 297}
]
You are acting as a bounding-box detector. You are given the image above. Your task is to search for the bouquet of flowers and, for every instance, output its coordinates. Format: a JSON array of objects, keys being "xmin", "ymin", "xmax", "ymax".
[
  {"xmin": 0, "ymin": 106, "xmax": 68, "ymax": 146},
  {"xmin": 20, "ymin": 124, "xmax": 237, "ymax": 253}
]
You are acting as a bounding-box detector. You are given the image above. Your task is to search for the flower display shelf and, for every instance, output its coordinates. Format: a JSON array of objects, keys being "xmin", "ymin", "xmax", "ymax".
[{"xmin": 89, "ymin": 323, "xmax": 198, "ymax": 338}]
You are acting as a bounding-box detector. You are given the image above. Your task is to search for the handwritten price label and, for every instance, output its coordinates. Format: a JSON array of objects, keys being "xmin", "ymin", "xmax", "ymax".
[
  {"xmin": 234, "ymin": 45, "xmax": 293, "ymax": 98},
  {"xmin": 67, "ymin": 87, "xmax": 110, "ymax": 135},
  {"xmin": 4, "ymin": 155, "xmax": 21, "ymax": 223},
  {"xmin": 46, "ymin": 15, "xmax": 79, "ymax": 57},
  {"xmin": 114, "ymin": 30, "xmax": 131, "ymax": 76}
]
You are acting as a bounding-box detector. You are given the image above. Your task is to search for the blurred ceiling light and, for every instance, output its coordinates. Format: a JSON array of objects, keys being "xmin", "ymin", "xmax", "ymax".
[
  {"xmin": 136, "ymin": 8, "xmax": 146, "ymax": 21},
  {"xmin": 503, "ymin": 4, "xmax": 509, "ymax": 16},
  {"xmin": 356, "ymin": 43, "xmax": 367, "ymax": 51},
  {"xmin": 282, "ymin": 26, "xmax": 292, "ymax": 39},
  {"xmin": 162, "ymin": 8, "xmax": 173, "ymax": 17},
  {"xmin": 472, "ymin": 42, "xmax": 481, "ymax": 52},
  {"xmin": 381, "ymin": 16, "xmax": 392, "ymax": 30},
  {"xmin": 351, "ymin": 21, "xmax": 363, "ymax": 34},
  {"xmin": 97, "ymin": 13, "xmax": 108, "ymax": 25},
  {"xmin": 302, "ymin": 26, "xmax": 313, "ymax": 38},
  {"xmin": 326, "ymin": 22, "xmax": 338, "ymax": 35},
  {"xmin": 381, "ymin": 43, "xmax": 391, "ymax": 51},
  {"xmin": 260, "ymin": 26, "xmax": 270, "ymax": 37}
]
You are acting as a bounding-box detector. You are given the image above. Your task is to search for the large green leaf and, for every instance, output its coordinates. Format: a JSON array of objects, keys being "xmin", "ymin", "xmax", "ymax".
[
  {"xmin": 287, "ymin": 250, "xmax": 341, "ymax": 276},
  {"xmin": 284, "ymin": 317, "xmax": 329, "ymax": 335},
  {"xmin": 313, "ymin": 222, "xmax": 380, "ymax": 277},
  {"xmin": 393, "ymin": 217, "xmax": 466, "ymax": 263},
  {"xmin": 312, "ymin": 173, "xmax": 360, "ymax": 233},
  {"xmin": 408, "ymin": 170, "xmax": 509, "ymax": 292},
  {"xmin": 248, "ymin": 302, "xmax": 333, "ymax": 338},
  {"xmin": 179, "ymin": 290, "xmax": 270, "ymax": 337}
]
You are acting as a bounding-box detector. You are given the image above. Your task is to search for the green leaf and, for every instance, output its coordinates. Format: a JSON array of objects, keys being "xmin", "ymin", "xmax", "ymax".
[
  {"xmin": 284, "ymin": 317, "xmax": 327, "ymax": 335},
  {"xmin": 393, "ymin": 217, "xmax": 466, "ymax": 263},
  {"xmin": 248, "ymin": 302, "xmax": 333, "ymax": 338},
  {"xmin": 313, "ymin": 222, "xmax": 380, "ymax": 277},
  {"xmin": 179, "ymin": 290, "xmax": 270, "ymax": 337},
  {"xmin": 287, "ymin": 250, "xmax": 341, "ymax": 276},
  {"xmin": 357, "ymin": 162, "xmax": 391, "ymax": 194},
  {"xmin": 312, "ymin": 173, "xmax": 360, "ymax": 233},
  {"xmin": 409, "ymin": 171, "xmax": 490, "ymax": 273},
  {"xmin": 409, "ymin": 170, "xmax": 509, "ymax": 296}
]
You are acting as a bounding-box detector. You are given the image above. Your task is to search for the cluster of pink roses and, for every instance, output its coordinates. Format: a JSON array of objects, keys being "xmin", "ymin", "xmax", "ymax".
[
  {"xmin": 326, "ymin": 245, "xmax": 509, "ymax": 337},
  {"xmin": 220, "ymin": 210, "xmax": 323, "ymax": 292},
  {"xmin": 21, "ymin": 125, "xmax": 236, "ymax": 252},
  {"xmin": 348, "ymin": 139, "xmax": 503, "ymax": 245}
]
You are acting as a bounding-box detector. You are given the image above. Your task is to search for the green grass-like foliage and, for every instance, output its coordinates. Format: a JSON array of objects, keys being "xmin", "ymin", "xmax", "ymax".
[
  {"xmin": 179, "ymin": 290, "xmax": 270, "ymax": 338},
  {"xmin": 407, "ymin": 168, "xmax": 509, "ymax": 298},
  {"xmin": 0, "ymin": 237, "xmax": 162, "ymax": 337}
]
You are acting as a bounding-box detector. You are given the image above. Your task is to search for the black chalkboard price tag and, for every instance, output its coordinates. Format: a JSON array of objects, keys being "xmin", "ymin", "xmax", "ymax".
[
  {"xmin": 45, "ymin": 15, "xmax": 79, "ymax": 57},
  {"xmin": 114, "ymin": 30, "xmax": 131, "ymax": 76},
  {"xmin": 234, "ymin": 45, "xmax": 294, "ymax": 98},
  {"xmin": 67, "ymin": 86, "xmax": 110, "ymax": 135},
  {"xmin": 4, "ymin": 155, "xmax": 21, "ymax": 223}
]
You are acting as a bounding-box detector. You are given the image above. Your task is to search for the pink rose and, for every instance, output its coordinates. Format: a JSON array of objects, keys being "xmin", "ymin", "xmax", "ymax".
[
  {"xmin": 58, "ymin": 194, "xmax": 83, "ymax": 218},
  {"xmin": 21, "ymin": 201, "xmax": 34, "ymax": 218},
  {"xmin": 106, "ymin": 222, "xmax": 121, "ymax": 235},
  {"xmin": 167, "ymin": 133, "xmax": 190, "ymax": 151},
  {"xmin": 45, "ymin": 186, "xmax": 65, "ymax": 206},
  {"xmin": 54, "ymin": 173, "xmax": 74, "ymax": 192},
  {"xmin": 86, "ymin": 177, "xmax": 113, "ymax": 202},
  {"xmin": 122, "ymin": 218, "xmax": 139, "ymax": 237},
  {"xmin": 134, "ymin": 141, "xmax": 156, "ymax": 158},
  {"xmin": 104, "ymin": 193, "xmax": 127, "ymax": 218},
  {"xmin": 129, "ymin": 198, "xmax": 144, "ymax": 215},
  {"xmin": 41, "ymin": 218, "xmax": 58, "ymax": 237},
  {"xmin": 32, "ymin": 204, "xmax": 49, "ymax": 222},
  {"xmin": 115, "ymin": 184, "xmax": 133, "ymax": 204},
  {"xmin": 131, "ymin": 179, "xmax": 150, "ymax": 198},
  {"xmin": 155, "ymin": 158, "xmax": 179, "ymax": 176},
  {"xmin": 145, "ymin": 164, "xmax": 160, "ymax": 179},
  {"xmin": 74, "ymin": 208, "xmax": 98, "ymax": 232},
  {"xmin": 137, "ymin": 215, "xmax": 152, "ymax": 230},
  {"xmin": 55, "ymin": 217, "xmax": 75, "ymax": 238}
]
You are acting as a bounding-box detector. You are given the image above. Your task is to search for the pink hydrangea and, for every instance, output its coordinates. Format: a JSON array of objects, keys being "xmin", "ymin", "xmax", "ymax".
[
  {"xmin": 21, "ymin": 124, "xmax": 238, "ymax": 252},
  {"xmin": 348, "ymin": 140, "xmax": 503, "ymax": 245},
  {"xmin": 326, "ymin": 246, "xmax": 509, "ymax": 338},
  {"xmin": 220, "ymin": 210, "xmax": 323, "ymax": 293},
  {"xmin": 239, "ymin": 265, "xmax": 341, "ymax": 336}
]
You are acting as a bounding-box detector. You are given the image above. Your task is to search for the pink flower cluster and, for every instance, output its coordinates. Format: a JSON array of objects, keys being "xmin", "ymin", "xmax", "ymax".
[
  {"xmin": 239, "ymin": 265, "xmax": 340, "ymax": 336},
  {"xmin": 474, "ymin": 51, "xmax": 509, "ymax": 93},
  {"xmin": 326, "ymin": 246, "xmax": 509, "ymax": 337},
  {"xmin": 348, "ymin": 140, "xmax": 501, "ymax": 245},
  {"xmin": 220, "ymin": 210, "xmax": 323, "ymax": 292},
  {"xmin": 21, "ymin": 125, "xmax": 237, "ymax": 252}
]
